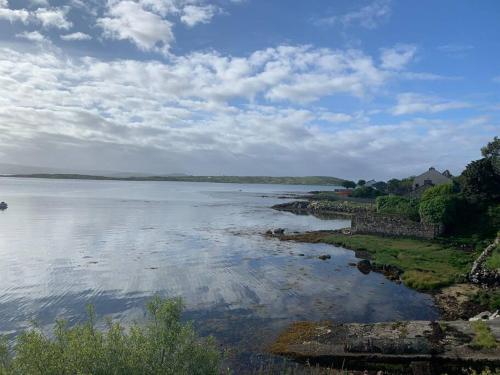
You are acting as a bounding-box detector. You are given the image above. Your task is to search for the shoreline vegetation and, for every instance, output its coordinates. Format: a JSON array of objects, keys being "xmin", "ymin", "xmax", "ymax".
[{"xmin": 0, "ymin": 173, "xmax": 346, "ymax": 186}]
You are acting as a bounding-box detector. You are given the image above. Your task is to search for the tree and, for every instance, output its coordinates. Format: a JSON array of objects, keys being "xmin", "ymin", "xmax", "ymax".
[
  {"xmin": 341, "ymin": 180, "xmax": 356, "ymax": 189},
  {"xmin": 461, "ymin": 157, "xmax": 500, "ymax": 203},
  {"xmin": 481, "ymin": 136, "xmax": 500, "ymax": 174},
  {"xmin": 357, "ymin": 179, "xmax": 366, "ymax": 186},
  {"xmin": 351, "ymin": 186, "xmax": 383, "ymax": 198},
  {"xmin": 386, "ymin": 177, "xmax": 414, "ymax": 195},
  {"xmin": 481, "ymin": 136, "xmax": 500, "ymax": 158},
  {"xmin": 372, "ymin": 181, "xmax": 388, "ymax": 193}
]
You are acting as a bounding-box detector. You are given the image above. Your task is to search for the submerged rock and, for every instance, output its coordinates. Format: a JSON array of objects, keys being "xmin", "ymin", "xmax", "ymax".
[
  {"xmin": 318, "ymin": 254, "xmax": 331, "ymax": 260},
  {"xmin": 357, "ymin": 259, "xmax": 372, "ymax": 274}
]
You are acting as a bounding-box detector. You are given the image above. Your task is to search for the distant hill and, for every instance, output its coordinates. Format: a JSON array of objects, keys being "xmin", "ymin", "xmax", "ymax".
[
  {"xmin": 0, "ymin": 163, "xmax": 153, "ymax": 178},
  {"xmin": 3, "ymin": 173, "xmax": 346, "ymax": 186}
]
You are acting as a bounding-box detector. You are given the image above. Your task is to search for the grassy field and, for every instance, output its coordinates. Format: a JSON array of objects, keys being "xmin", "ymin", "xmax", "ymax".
[
  {"xmin": 319, "ymin": 233, "xmax": 475, "ymax": 290},
  {"xmin": 486, "ymin": 245, "xmax": 500, "ymax": 270}
]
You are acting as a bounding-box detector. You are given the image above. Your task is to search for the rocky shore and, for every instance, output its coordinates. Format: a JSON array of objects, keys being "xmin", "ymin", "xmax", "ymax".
[{"xmin": 270, "ymin": 319, "xmax": 500, "ymax": 374}]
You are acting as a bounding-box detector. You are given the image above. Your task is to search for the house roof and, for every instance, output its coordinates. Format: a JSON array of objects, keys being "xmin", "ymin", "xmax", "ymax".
[{"xmin": 413, "ymin": 167, "xmax": 451, "ymax": 187}]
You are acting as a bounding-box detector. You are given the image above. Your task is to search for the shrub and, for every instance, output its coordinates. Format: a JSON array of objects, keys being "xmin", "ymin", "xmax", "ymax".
[
  {"xmin": 421, "ymin": 183, "xmax": 455, "ymax": 201},
  {"xmin": 351, "ymin": 186, "xmax": 383, "ymax": 199},
  {"xmin": 419, "ymin": 195, "xmax": 457, "ymax": 225},
  {"xmin": 376, "ymin": 195, "xmax": 420, "ymax": 221},
  {"xmin": 470, "ymin": 321, "xmax": 498, "ymax": 350},
  {"xmin": 0, "ymin": 297, "xmax": 223, "ymax": 375}
]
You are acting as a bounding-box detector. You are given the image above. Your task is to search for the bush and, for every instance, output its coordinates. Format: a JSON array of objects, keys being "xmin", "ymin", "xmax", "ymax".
[
  {"xmin": 0, "ymin": 297, "xmax": 223, "ymax": 375},
  {"xmin": 351, "ymin": 186, "xmax": 383, "ymax": 199},
  {"xmin": 419, "ymin": 195, "xmax": 457, "ymax": 225},
  {"xmin": 376, "ymin": 195, "xmax": 420, "ymax": 221},
  {"xmin": 421, "ymin": 183, "xmax": 455, "ymax": 201}
]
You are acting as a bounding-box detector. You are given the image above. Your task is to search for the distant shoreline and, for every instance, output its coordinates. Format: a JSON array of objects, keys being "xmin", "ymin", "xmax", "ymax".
[{"xmin": 0, "ymin": 173, "xmax": 346, "ymax": 186}]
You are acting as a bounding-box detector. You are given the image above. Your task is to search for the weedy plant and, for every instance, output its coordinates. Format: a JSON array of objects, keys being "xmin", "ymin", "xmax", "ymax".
[{"xmin": 0, "ymin": 297, "xmax": 224, "ymax": 375}]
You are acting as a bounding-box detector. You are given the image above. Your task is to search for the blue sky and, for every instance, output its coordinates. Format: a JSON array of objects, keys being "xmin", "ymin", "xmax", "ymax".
[{"xmin": 0, "ymin": 0, "xmax": 498, "ymax": 179}]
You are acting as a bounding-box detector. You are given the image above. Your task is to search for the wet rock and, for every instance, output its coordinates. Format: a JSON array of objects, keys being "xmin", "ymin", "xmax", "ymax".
[
  {"xmin": 298, "ymin": 253, "xmax": 305, "ymax": 256},
  {"xmin": 318, "ymin": 254, "xmax": 331, "ymax": 260},
  {"xmin": 272, "ymin": 201, "xmax": 310, "ymax": 211},
  {"xmin": 0, "ymin": 201, "xmax": 7, "ymax": 210},
  {"xmin": 266, "ymin": 228, "xmax": 286, "ymax": 236},
  {"xmin": 469, "ymin": 310, "xmax": 500, "ymax": 321},
  {"xmin": 357, "ymin": 259, "xmax": 372, "ymax": 274}
]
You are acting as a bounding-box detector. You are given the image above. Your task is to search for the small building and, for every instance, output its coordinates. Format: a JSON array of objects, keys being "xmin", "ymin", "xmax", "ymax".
[
  {"xmin": 413, "ymin": 167, "xmax": 452, "ymax": 190},
  {"xmin": 334, "ymin": 189, "xmax": 353, "ymax": 197}
]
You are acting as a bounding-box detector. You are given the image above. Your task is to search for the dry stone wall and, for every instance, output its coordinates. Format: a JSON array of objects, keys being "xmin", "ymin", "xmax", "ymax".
[{"xmin": 352, "ymin": 213, "xmax": 442, "ymax": 239}]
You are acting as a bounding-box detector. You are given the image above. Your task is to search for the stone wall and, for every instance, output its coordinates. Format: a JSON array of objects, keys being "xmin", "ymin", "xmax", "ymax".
[{"xmin": 352, "ymin": 213, "xmax": 442, "ymax": 239}]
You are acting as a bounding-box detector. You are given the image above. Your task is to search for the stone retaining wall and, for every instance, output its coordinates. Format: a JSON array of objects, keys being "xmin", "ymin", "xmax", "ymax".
[{"xmin": 352, "ymin": 213, "xmax": 442, "ymax": 239}]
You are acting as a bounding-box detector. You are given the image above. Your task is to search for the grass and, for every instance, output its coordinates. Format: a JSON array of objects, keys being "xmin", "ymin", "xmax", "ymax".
[
  {"xmin": 320, "ymin": 233, "xmax": 475, "ymax": 290},
  {"xmin": 0, "ymin": 297, "xmax": 223, "ymax": 375},
  {"xmin": 485, "ymin": 245, "xmax": 500, "ymax": 270},
  {"xmin": 470, "ymin": 321, "xmax": 498, "ymax": 350},
  {"xmin": 472, "ymin": 289, "xmax": 500, "ymax": 311}
]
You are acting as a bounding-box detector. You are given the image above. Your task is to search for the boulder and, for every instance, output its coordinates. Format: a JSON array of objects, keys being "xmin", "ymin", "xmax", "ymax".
[
  {"xmin": 357, "ymin": 259, "xmax": 372, "ymax": 274},
  {"xmin": 318, "ymin": 254, "xmax": 331, "ymax": 260}
]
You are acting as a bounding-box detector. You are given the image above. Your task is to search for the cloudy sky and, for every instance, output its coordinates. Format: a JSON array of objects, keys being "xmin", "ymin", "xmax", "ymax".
[{"xmin": 0, "ymin": 0, "xmax": 498, "ymax": 179}]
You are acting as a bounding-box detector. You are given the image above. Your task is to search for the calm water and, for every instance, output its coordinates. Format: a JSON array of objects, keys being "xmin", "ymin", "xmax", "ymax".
[{"xmin": 0, "ymin": 178, "xmax": 438, "ymax": 363}]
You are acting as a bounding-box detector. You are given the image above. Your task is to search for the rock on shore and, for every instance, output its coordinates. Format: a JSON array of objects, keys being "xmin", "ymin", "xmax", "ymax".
[{"xmin": 270, "ymin": 320, "xmax": 500, "ymax": 374}]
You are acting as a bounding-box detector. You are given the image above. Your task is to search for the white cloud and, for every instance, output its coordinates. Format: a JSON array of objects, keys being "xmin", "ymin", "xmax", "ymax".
[
  {"xmin": 35, "ymin": 7, "xmax": 72, "ymax": 29},
  {"xmin": 0, "ymin": 1, "xmax": 31, "ymax": 23},
  {"xmin": 391, "ymin": 93, "xmax": 470, "ymax": 115},
  {"xmin": 380, "ymin": 44, "xmax": 417, "ymax": 70},
  {"xmin": 317, "ymin": 0, "xmax": 391, "ymax": 29},
  {"xmin": 98, "ymin": 1, "xmax": 174, "ymax": 53},
  {"xmin": 320, "ymin": 112, "xmax": 354, "ymax": 123},
  {"xmin": 15, "ymin": 30, "xmax": 47, "ymax": 42},
  {"xmin": 0, "ymin": 45, "xmax": 492, "ymax": 178},
  {"xmin": 180, "ymin": 4, "xmax": 217, "ymax": 27},
  {"xmin": 60, "ymin": 32, "xmax": 91, "ymax": 41}
]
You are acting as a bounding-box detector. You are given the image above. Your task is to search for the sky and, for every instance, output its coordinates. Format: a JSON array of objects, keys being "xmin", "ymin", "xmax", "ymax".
[{"xmin": 0, "ymin": 0, "xmax": 499, "ymax": 179}]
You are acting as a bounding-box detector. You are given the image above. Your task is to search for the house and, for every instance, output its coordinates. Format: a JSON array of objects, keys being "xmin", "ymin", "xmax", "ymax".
[{"xmin": 413, "ymin": 167, "xmax": 452, "ymax": 190}]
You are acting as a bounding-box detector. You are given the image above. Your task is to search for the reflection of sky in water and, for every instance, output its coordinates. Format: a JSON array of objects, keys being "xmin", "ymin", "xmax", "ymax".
[{"xmin": 0, "ymin": 178, "xmax": 438, "ymax": 356}]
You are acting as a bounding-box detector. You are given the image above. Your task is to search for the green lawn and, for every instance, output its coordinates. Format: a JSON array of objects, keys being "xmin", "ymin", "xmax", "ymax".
[{"xmin": 321, "ymin": 233, "xmax": 475, "ymax": 290}]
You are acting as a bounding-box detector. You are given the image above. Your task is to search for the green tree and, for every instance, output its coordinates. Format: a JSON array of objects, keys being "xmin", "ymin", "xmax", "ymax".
[
  {"xmin": 481, "ymin": 136, "xmax": 500, "ymax": 158},
  {"xmin": 357, "ymin": 179, "xmax": 366, "ymax": 186},
  {"xmin": 341, "ymin": 180, "xmax": 356, "ymax": 189},
  {"xmin": 461, "ymin": 157, "xmax": 500, "ymax": 203}
]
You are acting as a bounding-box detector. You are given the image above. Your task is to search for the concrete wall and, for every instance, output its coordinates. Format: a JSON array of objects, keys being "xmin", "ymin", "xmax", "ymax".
[{"xmin": 352, "ymin": 213, "xmax": 442, "ymax": 239}]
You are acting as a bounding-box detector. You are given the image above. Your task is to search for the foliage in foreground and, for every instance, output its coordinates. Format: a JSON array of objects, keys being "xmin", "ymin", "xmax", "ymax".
[
  {"xmin": 0, "ymin": 297, "xmax": 223, "ymax": 375},
  {"xmin": 321, "ymin": 233, "xmax": 474, "ymax": 290}
]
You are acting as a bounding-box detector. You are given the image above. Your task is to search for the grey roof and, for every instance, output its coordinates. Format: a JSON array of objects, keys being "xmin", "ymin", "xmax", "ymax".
[{"xmin": 413, "ymin": 167, "xmax": 451, "ymax": 188}]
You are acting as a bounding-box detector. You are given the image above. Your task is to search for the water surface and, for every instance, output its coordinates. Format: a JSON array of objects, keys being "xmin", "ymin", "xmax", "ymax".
[{"xmin": 0, "ymin": 178, "xmax": 438, "ymax": 363}]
